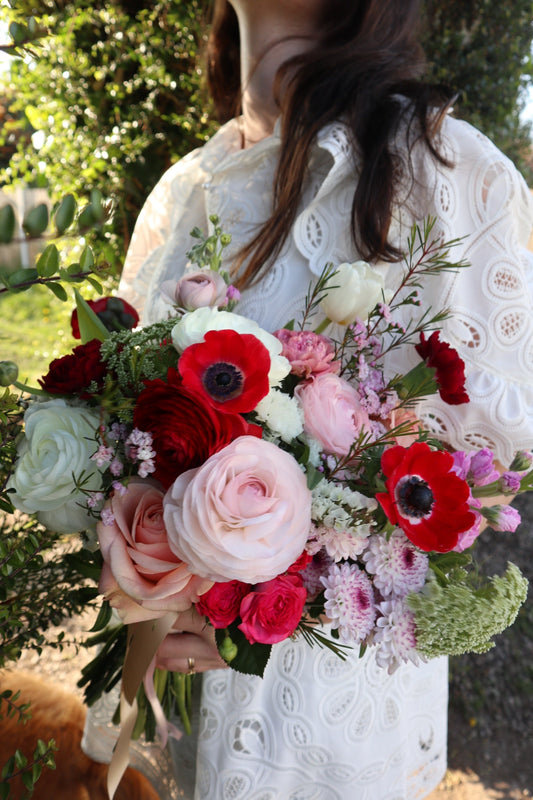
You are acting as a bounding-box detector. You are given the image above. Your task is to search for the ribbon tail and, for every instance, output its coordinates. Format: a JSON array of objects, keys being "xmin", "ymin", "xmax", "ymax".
[
  {"xmin": 107, "ymin": 612, "xmax": 177, "ymax": 800},
  {"xmin": 142, "ymin": 657, "xmax": 184, "ymax": 750}
]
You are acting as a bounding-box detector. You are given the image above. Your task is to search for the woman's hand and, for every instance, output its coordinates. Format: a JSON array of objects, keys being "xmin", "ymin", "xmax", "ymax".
[{"xmin": 155, "ymin": 606, "xmax": 228, "ymax": 674}]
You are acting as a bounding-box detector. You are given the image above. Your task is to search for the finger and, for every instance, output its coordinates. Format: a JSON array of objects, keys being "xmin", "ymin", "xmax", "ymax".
[{"xmin": 155, "ymin": 632, "xmax": 227, "ymax": 673}]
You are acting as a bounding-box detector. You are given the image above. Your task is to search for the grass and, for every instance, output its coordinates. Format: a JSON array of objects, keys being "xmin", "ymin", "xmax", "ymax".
[{"xmin": 0, "ymin": 286, "xmax": 78, "ymax": 383}]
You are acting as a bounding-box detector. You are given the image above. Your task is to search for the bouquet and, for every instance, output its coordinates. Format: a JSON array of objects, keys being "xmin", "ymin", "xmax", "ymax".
[{"xmin": 4, "ymin": 218, "xmax": 531, "ymax": 794}]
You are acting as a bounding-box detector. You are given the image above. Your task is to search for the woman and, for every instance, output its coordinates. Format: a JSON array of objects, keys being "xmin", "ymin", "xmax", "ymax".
[{"xmin": 85, "ymin": 1, "xmax": 533, "ymax": 797}]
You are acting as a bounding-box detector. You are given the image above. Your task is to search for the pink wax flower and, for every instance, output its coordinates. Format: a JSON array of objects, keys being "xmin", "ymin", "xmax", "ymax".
[
  {"xmin": 274, "ymin": 329, "xmax": 340, "ymax": 378},
  {"xmin": 97, "ymin": 480, "xmax": 212, "ymax": 624},
  {"xmin": 295, "ymin": 372, "xmax": 371, "ymax": 456}
]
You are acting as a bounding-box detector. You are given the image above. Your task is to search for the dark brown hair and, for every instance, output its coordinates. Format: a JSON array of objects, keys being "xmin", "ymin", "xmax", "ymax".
[{"xmin": 206, "ymin": 0, "xmax": 451, "ymax": 287}]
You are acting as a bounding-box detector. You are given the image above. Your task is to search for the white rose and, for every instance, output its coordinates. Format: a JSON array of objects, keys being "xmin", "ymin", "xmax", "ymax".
[
  {"xmin": 320, "ymin": 261, "xmax": 385, "ymax": 325},
  {"xmin": 7, "ymin": 399, "xmax": 103, "ymax": 534},
  {"xmin": 171, "ymin": 307, "xmax": 290, "ymax": 387}
]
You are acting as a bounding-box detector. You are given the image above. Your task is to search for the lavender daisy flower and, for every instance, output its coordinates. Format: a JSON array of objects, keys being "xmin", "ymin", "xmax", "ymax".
[
  {"xmin": 362, "ymin": 529, "xmax": 428, "ymax": 597},
  {"xmin": 374, "ymin": 597, "xmax": 422, "ymax": 674},
  {"xmin": 321, "ymin": 562, "xmax": 376, "ymax": 644}
]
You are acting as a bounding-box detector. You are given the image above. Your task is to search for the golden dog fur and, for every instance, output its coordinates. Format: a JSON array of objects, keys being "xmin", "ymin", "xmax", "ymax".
[{"xmin": 0, "ymin": 671, "xmax": 160, "ymax": 800}]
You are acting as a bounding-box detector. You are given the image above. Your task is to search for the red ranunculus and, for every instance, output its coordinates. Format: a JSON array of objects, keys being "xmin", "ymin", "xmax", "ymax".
[
  {"xmin": 178, "ymin": 329, "xmax": 270, "ymax": 413},
  {"xmin": 38, "ymin": 338, "xmax": 106, "ymax": 396},
  {"xmin": 287, "ymin": 550, "xmax": 313, "ymax": 574},
  {"xmin": 238, "ymin": 574, "xmax": 307, "ymax": 645},
  {"xmin": 71, "ymin": 296, "xmax": 139, "ymax": 339},
  {"xmin": 133, "ymin": 367, "xmax": 261, "ymax": 488},
  {"xmin": 376, "ymin": 442, "xmax": 476, "ymax": 553},
  {"xmin": 196, "ymin": 580, "xmax": 250, "ymax": 628},
  {"xmin": 415, "ymin": 331, "xmax": 469, "ymax": 405}
]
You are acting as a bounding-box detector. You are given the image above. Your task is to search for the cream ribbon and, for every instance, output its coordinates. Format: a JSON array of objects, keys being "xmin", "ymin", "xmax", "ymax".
[{"xmin": 107, "ymin": 612, "xmax": 177, "ymax": 799}]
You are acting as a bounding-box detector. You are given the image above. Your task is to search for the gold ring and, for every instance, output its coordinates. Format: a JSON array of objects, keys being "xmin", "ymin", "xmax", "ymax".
[{"xmin": 187, "ymin": 657, "xmax": 196, "ymax": 675}]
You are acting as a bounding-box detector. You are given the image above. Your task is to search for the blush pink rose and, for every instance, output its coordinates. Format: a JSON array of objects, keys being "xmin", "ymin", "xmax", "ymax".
[
  {"xmin": 97, "ymin": 480, "xmax": 213, "ymax": 624},
  {"xmin": 238, "ymin": 574, "xmax": 307, "ymax": 644},
  {"xmin": 295, "ymin": 372, "xmax": 370, "ymax": 456},
  {"xmin": 161, "ymin": 269, "xmax": 228, "ymax": 311},
  {"xmin": 274, "ymin": 329, "xmax": 340, "ymax": 378},
  {"xmin": 163, "ymin": 435, "xmax": 312, "ymax": 583}
]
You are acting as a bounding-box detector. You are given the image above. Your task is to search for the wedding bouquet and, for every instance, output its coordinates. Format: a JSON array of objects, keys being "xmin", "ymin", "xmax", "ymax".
[{"xmin": 4, "ymin": 218, "xmax": 531, "ymax": 784}]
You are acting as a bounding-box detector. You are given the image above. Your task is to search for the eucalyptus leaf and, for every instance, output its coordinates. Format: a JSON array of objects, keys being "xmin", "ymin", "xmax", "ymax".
[
  {"xmin": 46, "ymin": 282, "xmax": 68, "ymax": 302},
  {"xmin": 0, "ymin": 204, "xmax": 16, "ymax": 244},
  {"xmin": 36, "ymin": 244, "xmax": 60, "ymax": 278}
]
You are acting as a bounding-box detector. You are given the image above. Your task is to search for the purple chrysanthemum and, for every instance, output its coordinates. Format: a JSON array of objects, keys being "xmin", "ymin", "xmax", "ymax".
[
  {"xmin": 362, "ymin": 529, "xmax": 428, "ymax": 597},
  {"xmin": 321, "ymin": 562, "xmax": 376, "ymax": 644},
  {"xmin": 373, "ymin": 597, "xmax": 421, "ymax": 674}
]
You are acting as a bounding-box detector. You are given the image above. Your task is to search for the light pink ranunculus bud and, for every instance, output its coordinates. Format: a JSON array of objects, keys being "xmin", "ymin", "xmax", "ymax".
[
  {"xmin": 163, "ymin": 436, "xmax": 312, "ymax": 584},
  {"xmin": 295, "ymin": 372, "xmax": 370, "ymax": 456},
  {"xmin": 274, "ymin": 328, "xmax": 340, "ymax": 378},
  {"xmin": 160, "ymin": 269, "xmax": 228, "ymax": 311},
  {"xmin": 97, "ymin": 480, "xmax": 212, "ymax": 624},
  {"xmin": 388, "ymin": 407, "xmax": 422, "ymax": 448}
]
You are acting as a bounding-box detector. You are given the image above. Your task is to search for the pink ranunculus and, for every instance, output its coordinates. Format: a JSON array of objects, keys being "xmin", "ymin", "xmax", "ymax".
[
  {"xmin": 295, "ymin": 372, "xmax": 370, "ymax": 456},
  {"xmin": 238, "ymin": 574, "xmax": 307, "ymax": 644},
  {"xmin": 163, "ymin": 436, "xmax": 312, "ymax": 583},
  {"xmin": 160, "ymin": 269, "xmax": 228, "ymax": 311},
  {"xmin": 97, "ymin": 480, "xmax": 213, "ymax": 624},
  {"xmin": 274, "ymin": 329, "xmax": 340, "ymax": 378}
]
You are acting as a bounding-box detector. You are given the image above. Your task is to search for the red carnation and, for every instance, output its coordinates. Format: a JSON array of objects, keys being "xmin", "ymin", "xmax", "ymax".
[
  {"xmin": 71, "ymin": 296, "xmax": 139, "ymax": 339},
  {"xmin": 196, "ymin": 580, "xmax": 250, "ymax": 628},
  {"xmin": 376, "ymin": 442, "xmax": 476, "ymax": 553},
  {"xmin": 415, "ymin": 331, "xmax": 469, "ymax": 405},
  {"xmin": 178, "ymin": 329, "xmax": 270, "ymax": 414},
  {"xmin": 39, "ymin": 338, "xmax": 106, "ymax": 396},
  {"xmin": 238, "ymin": 574, "xmax": 307, "ymax": 645},
  {"xmin": 133, "ymin": 367, "xmax": 261, "ymax": 488}
]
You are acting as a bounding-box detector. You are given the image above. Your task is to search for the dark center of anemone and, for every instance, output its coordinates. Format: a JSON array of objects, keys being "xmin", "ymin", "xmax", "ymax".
[
  {"xmin": 202, "ymin": 361, "xmax": 244, "ymax": 402},
  {"xmin": 397, "ymin": 476, "xmax": 434, "ymax": 518}
]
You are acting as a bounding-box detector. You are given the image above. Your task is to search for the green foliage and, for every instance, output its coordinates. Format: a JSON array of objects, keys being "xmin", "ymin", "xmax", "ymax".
[
  {"xmin": 1, "ymin": 0, "xmax": 216, "ymax": 268},
  {"xmin": 422, "ymin": 0, "xmax": 533, "ymax": 179}
]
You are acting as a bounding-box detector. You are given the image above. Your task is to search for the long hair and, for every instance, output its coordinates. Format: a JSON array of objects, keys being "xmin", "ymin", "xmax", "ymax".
[{"xmin": 206, "ymin": 0, "xmax": 451, "ymax": 287}]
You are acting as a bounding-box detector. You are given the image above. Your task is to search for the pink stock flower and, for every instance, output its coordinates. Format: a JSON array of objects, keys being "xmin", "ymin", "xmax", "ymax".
[
  {"xmin": 98, "ymin": 480, "xmax": 212, "ymax": 624},
  {"xmin": 470, "ymin": 448, "xmax": 500, "ymax": 486},
  {"xmin": 295, "ymin": 372, "xmax": 371, "ymax": 456},
  {"xmin": 238, "ymin": 574, "xmax": 307, "ymax": 645},
  {"xmin": 500, "ymin": 472, "xmax": 522, "ymax": 493},
  {"xmin": 163, "ymin": 436, "xmax": 312, "ymax": 583},
  {"xmin": 483, "ymin": 504, "xmax": 522, "ymax": 533},
  {"xmin": 274, "ymin": 329, "xmax": 340, "ymax": 378}
]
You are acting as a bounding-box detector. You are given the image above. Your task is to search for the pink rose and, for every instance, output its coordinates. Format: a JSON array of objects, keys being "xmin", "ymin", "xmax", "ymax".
[
  {"xmin": 163, "ymin": 435, "xmax": 312, "ymax": 583},
  {"xmin": 161, "ymin": 269, "xmax": 228, "ymax": 311},
  {"xmin": 97, "ymin": 480, "xmax": 213, "ymax": 624},
  {"xmin": 196, "ymin": 580, "xmax": 250, "ymax": 628},
  {"xmin": 274, "ymin": 329, "xmax": 340, "ymax": 378},
  {"xmin": 295, "ymin": 372, "xmax": 370, "ymax": 456},
  {"xmin": 388, "ymin": 408, "xmax": 422, "ymax": 448},
  {"xmin": 238, "ymin": 574, "xmax": 307, "ymax": 644}
]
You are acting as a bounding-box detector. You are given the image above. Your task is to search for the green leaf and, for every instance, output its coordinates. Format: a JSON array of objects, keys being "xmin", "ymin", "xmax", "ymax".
[
  {"xmin": 79, "ymin": 246, "xmax": 95, "ymax": 272},
  {"xmin": 7, "ymin": 268, "xmax": 38, "ymax": 288},
  {"xmin": 22, "ymin": 204, "xmax": 49, "ymax": 237},
  {"xmin": 89, "ymin": 189, "xmax": 105, "ymax": 222},
  {"xmin": 85, "ymin": 276, "xmax": 103, "ymax": 293},
  {"xmin": 73, "ymin": 289, "xmax": 109, "ymax": 343},
  {"xmin": 36, "ymin": 244, "xmax": 60, "ymax": 278},
  {"xmin": 77, "ymin": 205, "xmax": 95, "ymax": 231},
  {"xmin": 0, "ymin": 204, "xmax": 16, "ymax": 244},
  {"xmin": 46, "ymin": 282, "xmax": 68, "ymax": 302},
  {"xmin": 90, "ymin": 600, "xmax": 112, "ymax": 632},
  {"xmin": 216, "ymin": 625, "xmax": 272, "ymax": 677},
  {"xmin": 54, "ymin": 194, "xmax": 76, "ymax": 234}
]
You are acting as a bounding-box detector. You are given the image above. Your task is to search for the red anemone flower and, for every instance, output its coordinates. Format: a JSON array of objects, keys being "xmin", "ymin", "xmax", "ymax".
[
  {"xmin": 178, "ymin": 329, "xmax": 271, "ymax": 414},
  {"xmin": 376, "ymin": 442, "xmax": 476, "ymax": 553},
  {"xmin": 415, "ymin": 331, "xmax": 469, "ymax": 405},
  {"xmin": 71, "ymin": 296, "xmax": 139, "ymax": 339}
]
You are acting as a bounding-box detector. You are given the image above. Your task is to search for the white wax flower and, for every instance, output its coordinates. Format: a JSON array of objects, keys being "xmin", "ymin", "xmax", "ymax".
[{"xmin": 320, "ymin": 261, "xmax": 385, "ymax": 325}]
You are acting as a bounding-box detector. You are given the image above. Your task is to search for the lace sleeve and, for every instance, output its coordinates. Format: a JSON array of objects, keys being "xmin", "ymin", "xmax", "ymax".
[
  {"xmin": 118, "ymin": 149, "xmax": 204, "ymax": 317},
  {"xmin": 401, "ymin": 117, "xmax": 533, "ymax": 464}
]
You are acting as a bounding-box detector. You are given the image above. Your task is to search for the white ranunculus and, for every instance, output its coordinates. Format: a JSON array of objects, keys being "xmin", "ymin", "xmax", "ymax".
[
  {"xmin": 7, "ymin": 399, "xmax": 103, "ymax": 534},
  {"xmin": 320, "ymin": 261, "xmax": 385, "ymax": 325},
  {"xmin": 171, "ymin": 306, "xmax": 291, "ymax": 387}
]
